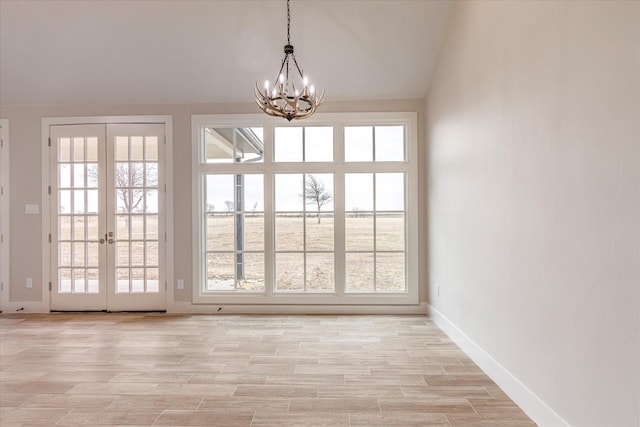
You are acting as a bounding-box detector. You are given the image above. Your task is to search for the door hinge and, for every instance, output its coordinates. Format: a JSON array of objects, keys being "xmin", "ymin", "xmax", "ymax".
[
  {"xmin": 165, "ymin": 232, "xmax": 167, "ymax": 242},
  {"xmin": 48, "ymin": 186, "xmax": 51, "ymax": 195},
  {"xmin": 49, "ymin": 282, "xmax": 52, "ymax": 291},
  {"xmin": 48, "ymin": 233, "xmax": 51, "ymax": 243},
  {"xmin": 164, "ymin": 183, "xmax": 167, "ymax": 193},
  {"xmin": 165, "ymin": 281, "xmax": 167, "ymax": 290},
  {"xmin": 1, "ymin": 234, "xmax": 3, "ymax": 243},
  {"xmin": 1, "ymin": 282, "xmax": 3, "ymax": 292},
  {"xmin": 48, "ymin": 137, "xmax": 51, "ymax": 147},
  {"xmin": 1, "ymin": 138, "xmax": 3, "ymax": 148},
  {"xmin": 1, "ymin": 186, "xmax": 3, "ymax": 196}
]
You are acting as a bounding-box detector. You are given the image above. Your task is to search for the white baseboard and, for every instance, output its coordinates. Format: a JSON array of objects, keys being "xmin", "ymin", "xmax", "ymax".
[
  {"xmin": 426, "ymin": 303, "xmax": 570, "ymax": 427},
  {"xmin": 1, "ymin": 301, "xmax": 49, "ymax": 314},
  {"xmin": 168, "ymin": 301, "xmax": 429, "ymax": 315}
]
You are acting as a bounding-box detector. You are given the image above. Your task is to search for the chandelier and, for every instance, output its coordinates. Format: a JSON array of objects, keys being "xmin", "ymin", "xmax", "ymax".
[{"xmin": 255, "ymin": 0, "xmax": 324, "ymax": 121}]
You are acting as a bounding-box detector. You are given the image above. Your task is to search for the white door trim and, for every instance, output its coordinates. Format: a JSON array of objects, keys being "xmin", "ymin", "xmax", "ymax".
[
  {"xmin": 42, "ymin": 116, "xmax": 173, "ymax": 312},
  {"xmin": 0, "ymin": 119, "xmax": 9, "ymax": 312}
]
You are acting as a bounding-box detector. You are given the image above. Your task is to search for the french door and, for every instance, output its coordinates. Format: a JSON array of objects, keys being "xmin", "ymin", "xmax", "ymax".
[{"xmin": 50, "ymin": 123, "xmax": 166, "ymax": 311}]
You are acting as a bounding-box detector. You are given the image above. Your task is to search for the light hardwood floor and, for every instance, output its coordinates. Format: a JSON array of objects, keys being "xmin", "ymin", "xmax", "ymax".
[{"xmin": 0, "ymin": 314, "xmax": 535, "ymax": 426}]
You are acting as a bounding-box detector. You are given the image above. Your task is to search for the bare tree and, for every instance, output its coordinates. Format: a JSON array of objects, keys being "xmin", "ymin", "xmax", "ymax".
[
  {"xmin": 88, "ymin": 163, "xmax": 158, "ymax": 213},
  {"xmin": 224, "ymin": 200, "xmax": 234, "ymax": 213},
  {"xmin": 206, "ymin": 203, "xmax": 215, "ymax": 213},
  {"xmin": 305, "ymin": 174, "xmax": 332, "ymax": 224}
]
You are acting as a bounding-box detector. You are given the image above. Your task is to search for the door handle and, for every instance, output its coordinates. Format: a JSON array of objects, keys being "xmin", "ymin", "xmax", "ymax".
[
  {"xmin": 99, "ymin": 238, "xmax": 106, "ymax": 244},
  {"xmin": 108, "ymin": 238, "xmax": 116, "ymax": 244}
]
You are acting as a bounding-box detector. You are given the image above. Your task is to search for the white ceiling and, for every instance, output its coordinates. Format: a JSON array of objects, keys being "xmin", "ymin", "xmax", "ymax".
[{"xmin": 0, "ymin": 0, "xmax": 452, "ymax": 106}]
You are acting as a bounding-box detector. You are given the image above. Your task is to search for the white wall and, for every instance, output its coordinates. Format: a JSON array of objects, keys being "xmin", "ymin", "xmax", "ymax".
[{"xmin": 426, "ymin": 1, "xmax": 639, "ymax": 426}]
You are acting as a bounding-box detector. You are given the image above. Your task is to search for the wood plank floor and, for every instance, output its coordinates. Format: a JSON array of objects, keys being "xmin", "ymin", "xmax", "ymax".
[{"xmin": 0, "ymin": 314, "xmax": 535, "ymax": 426}]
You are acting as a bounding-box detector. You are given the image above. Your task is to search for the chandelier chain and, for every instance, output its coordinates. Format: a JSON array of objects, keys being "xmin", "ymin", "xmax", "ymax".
[{"xmin": 287, "ymin": 0, "xmax": 291, "ymax": 45}]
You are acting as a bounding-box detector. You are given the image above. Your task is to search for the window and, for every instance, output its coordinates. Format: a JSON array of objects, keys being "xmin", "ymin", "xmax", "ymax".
[{"xmin": 192, "ymin": 113, "xmax": 417, "ymax": 305}]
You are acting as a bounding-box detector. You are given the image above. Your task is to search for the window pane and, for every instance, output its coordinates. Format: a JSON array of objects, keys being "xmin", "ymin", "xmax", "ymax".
[
  {"xmin": 376, "ymin": 253, "xmax": 405, "ymax": 291},
  {"xmin": 207, "ymin": 213, "xmax": 234, "ymax": 251},
  {"xmin": 306, "ymin": 253, "xmax": 334, "ymax": 292},
  {"xmin": 146, "ymin": 268, "xmax": 159, "ymax": 292},
  {"xmin": 345, "ymin": 173, "xmax": 373, "ymax": 212},
  {"xmin": 236, "ymin": 127, "xmax": 264, "ymax": 163},
  {"xmin": 145, "ymin": 190, "xmax": 158, "ymax": 213},
  {"xmin": 87, "ymin": 215, "xmax": 99, "ymax": 240},
  {"xmin": 87, "ymin": 242, "xmax": 99, "ymax": 268},
  {"xmin": 345, "ymin": 126, "xmax": 373, "ymax": 162},
  {"xmin": 305, "ymin": 127, "xmax": 333, "ymax": 162},
  {"xmin": 145, "ymin": 136, "xmax": 158, "ymax": 161},
  {"xmin": 86, "ymin": 137, "xmax": 98, "ymax": 162},
  {"xmin": 86, "ymin": 164, "xmax": 98, "ymax": 188},
  {"xmin": 130, "ymin": 136, "xmax": 144, "ymax": 161},
  {"xmin": 345, "ymin": 252, "xmax": 374, "ymax": 292},
  {"xmin": 236, "ymin": 253, "xmax": 264, "ymax": 292},
  {"xmin": 204, "ymin": 128, "xmax": 234, "ymax": 163},
  {"xmin": 375, "ymin": 126, "xmax": 404, "ymax": 161},
  {"xmin": 87, "ymin": 190, "xmax": 98, "ymax": 214},
  {"xmin": 146, "ymin": 241, "xmax": 159, "ymax": 266},
  {"xmin": 304, "ymin": 174, "xmax": 334, "ymax": 212},
  {"xmin": 376, "ymin": 214, "xmax": 404, "ymax": 251},
  {"xmin": 59, "ymin": 269, "xmax": 72, "ymax": 293},
  {"xmin": 242, "ymin": 214, "xmax": 264, "ymax": 251},
  {"xmin": 276, "ymin": 253, "xmax": 304, "ymax": 291},
  {"xmin": 376, "ymin": 173, "xmax": 404, "ymax": 211},
  {"xmin": 59, "ymin": 242, "xmax": 71, "ymax": 266},
  {"xmin": 73, "ymin": 242, "xmax": 85, "ymax": 267},
  {"xmin": 73, "ymin": 164, "xmax": 85, "ymax": 188},
  {"xmin": 115, "ymin": 137, "xmax": 128, "ymax": 161},
  {"xmin": 59, "ymin": 164, "xmax": 71, "ymax": 188},
  {"xmin": 275, "ymin": 214, "xmax": 303, "ymax": 251},
  {"xmin": 59, "ymin": 216, "xmax": 71, "ymax": 240},
  {"xmin": 306, "ymin": 214, "xmax": 334, "ymax": 251},
  {"xmin": 131, "ymin": 216, "xmax": 144, "ymax": 240},
  {"xmin": 145, "ymin": 215, "xmax": 158, "ymax": 240},
  {"xmin": 207, "ymin": 252, "xmax": 235, "ymax": 291},
  {"xmin": 242, "ymin": 174, "xmax": 264, "ymax": 212},
  {"xmin": 275, "ymin": 174, "xmax": 303, "ymax": 211},
  {"xmin": 131, "ymin": 268, "xmax": 145, "ymax": 292},
  {"xmin": 59, "ymin": 138, "xmax": 71, "ymax": 162},
  {"xmin": 73, "ymin": 190, "xmax": 84, "ymax": 213},
  {"xmin": 116, "ymin": 163, "xmax": 129, "ymax": 187},
  {"xmin": 345, "ymin": 213, "xmax": 373, "ymax": 251},
  {"xmin": 73, "ymin": 138, "xmax": 84, "ymax": 162},
  {"xmin": 275, "ymin": 127, "xmax": 302, "ymax": 162},
  {"xmin": 117, "ymin": 242, "xmax": 129, "ymax": 266},
  {"xmin": 59, "ymin": 190, "xmax": 71, "ymax": 214},
  {"xmin": 116, "ymin": 268, "xmax": 130, "ymax": 293},
  {"xmin": 73, "ymin": 216, "xmax": 85, "ymax": 240},
  {"xmin": 206, "ymin": 174, "xmax": 234, "ymax": 213}
]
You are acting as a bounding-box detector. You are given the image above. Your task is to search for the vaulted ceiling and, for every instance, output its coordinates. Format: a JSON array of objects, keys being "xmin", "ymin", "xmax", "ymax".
[{"xmin": 0, "ymin": 0, "xmax": 452, "ymax": 106}]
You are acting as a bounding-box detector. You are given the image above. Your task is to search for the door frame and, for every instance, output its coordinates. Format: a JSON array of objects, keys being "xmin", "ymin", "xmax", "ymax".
[
  {"xmin": 42, "ymin": 116, "xmax": 173, "ymax": 311},
  {"xmin": 0, "ymin": 119, "xmax": 9, "ymax": 312}
]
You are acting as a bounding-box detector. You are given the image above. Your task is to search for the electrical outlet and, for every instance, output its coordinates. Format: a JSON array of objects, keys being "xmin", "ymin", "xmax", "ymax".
[
  {"xmin": 177, "ymin": 279, "xmax": 184, "ymax": 290},
  {"xmin": 26, "ymin": 277, "xmax": 33, "ymax": 288}
]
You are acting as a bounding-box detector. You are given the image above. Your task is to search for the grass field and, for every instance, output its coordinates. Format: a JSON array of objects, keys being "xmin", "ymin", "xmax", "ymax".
[{"xmin": 206, "ymin": 215, "xmax": 405, "ymax": 292}]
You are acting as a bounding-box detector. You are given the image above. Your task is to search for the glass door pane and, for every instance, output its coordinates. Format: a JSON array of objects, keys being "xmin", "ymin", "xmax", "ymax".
[
  {"xmin": 106, "ymin": 124, "xmax": 165, "ymax": 311},
  {"xmin": 51, "ymin": 124, "xmax": 107, "ymax": 311}
]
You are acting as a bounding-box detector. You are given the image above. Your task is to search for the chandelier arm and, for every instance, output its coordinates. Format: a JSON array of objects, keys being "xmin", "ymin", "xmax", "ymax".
[{"xmin": 290, "ymin": 53, "xmax": 305, "ymax": 79}]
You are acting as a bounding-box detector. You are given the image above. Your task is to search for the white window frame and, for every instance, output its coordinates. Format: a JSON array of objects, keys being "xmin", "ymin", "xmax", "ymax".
[
  {"xmin": 192, "ymin": 112, "xmax": 418, "ymax": 305},
  {"xmin": 0, "ymin": 119, "xmax": 9, "ymax": 312}
]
